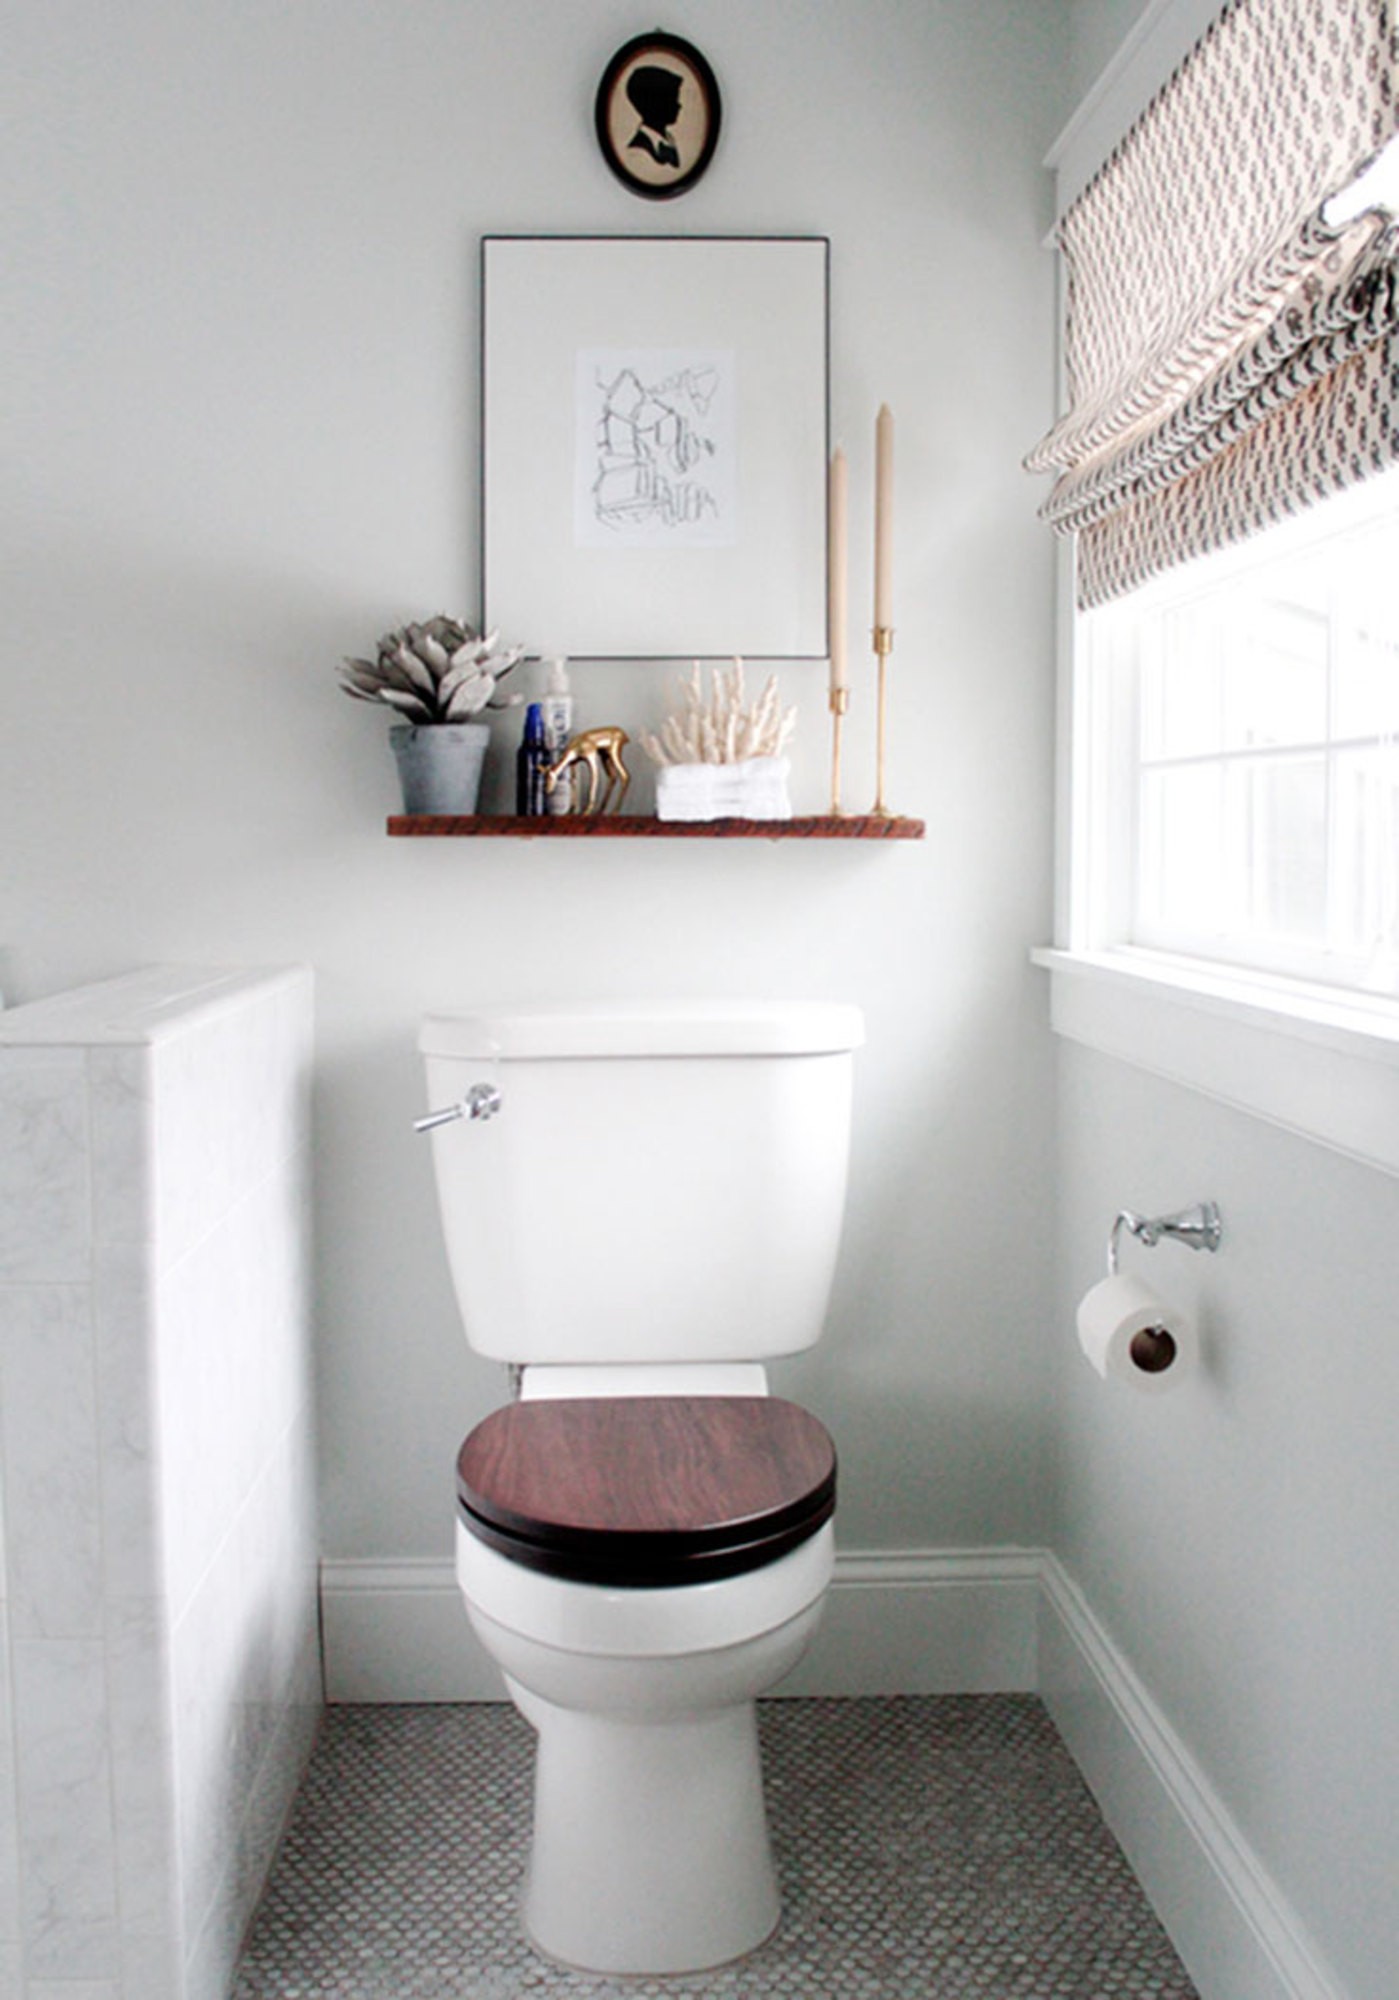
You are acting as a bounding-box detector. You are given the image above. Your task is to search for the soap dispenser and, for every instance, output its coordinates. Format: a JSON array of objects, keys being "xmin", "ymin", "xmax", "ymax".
[{"xmin": 541, "ymin": 658, "xmax": 574, "ymax": 816}]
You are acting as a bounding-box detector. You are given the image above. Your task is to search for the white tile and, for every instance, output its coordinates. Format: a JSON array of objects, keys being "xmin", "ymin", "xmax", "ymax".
[
  {"xmin": 11, "ymin": 1640, "xmax": 120, "ymax": 1980},
  {"xmin": 0, "ymin": 966, "xmax": 235, "ymax": 1047},
  {"xmin": 0, "ymin": 1047, "xmax": 90, "ymax": 1282},
  {"xmin": 232, "ymin": 1661, "xmax": 320, "ymax": 1957},
  {"xmin": 0, "ymin": 1288, "xmax": 103, "ymax": 1640},
  {"xmin": 29, "ymin": 1982, "xmax": 122, "ymax": 1999},
  {"xmin": 170, "ymin": 1431, "xmax": 321, "ymax": 1981},
  {"xmin": 169, "ymin": 1550, "xmax": 242, "ymax": 1953},
  {"xmin": 119, "ymin": 1928, "xmax": 182, "ymax": 2000},
  {"xmin": 230, "ymin": 1439, "xmax": 312, "ymax": 1814},
  {"xmin": 153, "ymin": 1240, "xmax": 244, "ymax": 1621},
  {"xmin": 154, "ymin": 1157, "xmax": 312, "ymax": 1622},
  {"xmin": 225, "ymin": 1156, "xmax": 313, "ymax": 1506},
  {"xmin": 181, "ymin": 1851, "xmax": 243, "ymax": 2000},
  {"xmin": 87, "ymin": 1047, "xmax": 154, "ymax": 1250},
  {"xmin": 104, "ymin": 1600, "xmax": 178, "ymax": 1941},
  {"xmin": 92, "ymin": 1247, "xmax": 163, "ymax": 1605},
  {"xmin": 0, "ymin": 1597, "xmax": 20, "ymax": 1952},
  {"xmin": 150, "ymin": 977, "xmax": 310, "ymax": 1276}
]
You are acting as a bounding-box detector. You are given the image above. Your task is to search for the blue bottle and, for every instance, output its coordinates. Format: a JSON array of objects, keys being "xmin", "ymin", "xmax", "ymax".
[{"xmin": 516, "ymin": 702, "xmax": 549, "ymax": 817}]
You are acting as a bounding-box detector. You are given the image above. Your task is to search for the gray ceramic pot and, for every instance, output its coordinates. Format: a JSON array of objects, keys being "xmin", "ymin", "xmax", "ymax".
[{"xmin": 389, "ymin": 722, "xmax": 490, "ymax": 814}]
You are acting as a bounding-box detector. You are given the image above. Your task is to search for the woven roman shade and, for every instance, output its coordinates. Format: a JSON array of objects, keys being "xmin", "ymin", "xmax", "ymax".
[{"xmin": 1028, "ymin": 0, "xmax": 1399, "ymax": 607}]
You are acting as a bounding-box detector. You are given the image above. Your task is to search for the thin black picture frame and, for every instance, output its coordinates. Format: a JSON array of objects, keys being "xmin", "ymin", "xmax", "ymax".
[{"xmin": 480, "ymin": 235, "xmax": 831, "ymax": 662}]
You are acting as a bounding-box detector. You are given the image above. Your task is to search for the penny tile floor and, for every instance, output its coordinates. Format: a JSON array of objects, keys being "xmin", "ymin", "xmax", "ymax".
[{"xmin": 233, "ymin": 1696, "xmax": 1200, "ymax": 1998}]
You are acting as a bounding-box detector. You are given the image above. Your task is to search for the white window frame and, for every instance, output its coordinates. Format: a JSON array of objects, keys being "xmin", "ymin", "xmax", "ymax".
[{"xmin": 1035, "ymin": 0, "xmax": 1399, "ymax": 1179}]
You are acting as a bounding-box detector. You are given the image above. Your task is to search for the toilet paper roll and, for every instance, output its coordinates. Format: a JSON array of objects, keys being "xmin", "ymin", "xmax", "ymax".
[{"xmin": 1076, "ymin": 1273, "xmax": 1197, "ymax": 1393}]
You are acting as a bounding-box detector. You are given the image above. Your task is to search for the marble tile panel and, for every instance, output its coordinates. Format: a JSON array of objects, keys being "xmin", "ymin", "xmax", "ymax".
[
  {"xmin": 229, "ymin": 1160, "xmax": 313, "ymax": 1511},
  {"xmin": 0, "ymin": 1048, "xmax": 90, "ymax": 1283},
  {"xmin": 229, "ymin": 1429, "xmax": 319, "ymax": 1821},
  {"xmin": 150, "ymin": 975, "xmax": 311, "ymax": 1278},
  {"xmin": 11, "ymin": 1640, "xmax": 120, "ymax": 1981},
  {"xmin": 0, "ymin": 1597, "xmax": 20, "ymax": 1954},
  {"xmin": 0, "ymin": 967, "xmax": 232, "ymax": 1048},
  {"xmin": 231, "ymin": 1655, "xmax": 321, "ymax": 1971},
  {"xmin": 118, "ymin": 1927, "xmax": 182, "ymax": 2000},
  {"xmin": 92, "ymin": 1247, "xmax": 163, "ymax": 1606},
  {"xmin": 104, "ymin": 1600, "xmax": 178, "ymax": 1943},
  {"xmin": 153, "ymin": 1238, "xmax": 246, "ymax": 1622},
  {"xmin": 29, "ymin": 1982, "xmax": 121, "ymax": 1999},
  {"xmin": 170, "ymin": 1544, "xmax": 243, "ymax": 1956},
  {"xmin": 0, "ymin": 1288, "xmax": 102, "ymax": 1640},
  {"xmin": 182, "ymin": 1850, "xmax": 243, "ymax": 2000},
  {"xmin": 169, "ymin": 1503, "xmax": 317, "ymax": 2000},
  {"xmin": 87, "ymin": 1047, "xmax": 154, "ymax": 1251},
  {"xmin": 155, "ymin": 1171, "xmax": 313, "ymax": 1622}
]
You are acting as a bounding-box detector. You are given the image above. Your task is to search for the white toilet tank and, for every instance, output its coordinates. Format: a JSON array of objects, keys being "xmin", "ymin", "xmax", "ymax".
[{"xmin": 418, "ymin": 1002, "xmax": 863, "ymax": 1365}]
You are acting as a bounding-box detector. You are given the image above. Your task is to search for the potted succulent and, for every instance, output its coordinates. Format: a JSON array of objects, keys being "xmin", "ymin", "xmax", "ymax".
[{"xmin": 337, "ymin": 617, "xmax": 525, "ymax": 814}]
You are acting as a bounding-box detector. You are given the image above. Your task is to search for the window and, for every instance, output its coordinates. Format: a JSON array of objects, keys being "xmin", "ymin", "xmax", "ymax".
[
  {"xmin": 1080, "ymin": 470, "xmax": 1399, "ymax": 997},
  {"xmin": 1034, "ymin": 0, "xmax": 1399, "ymax": 1173}
]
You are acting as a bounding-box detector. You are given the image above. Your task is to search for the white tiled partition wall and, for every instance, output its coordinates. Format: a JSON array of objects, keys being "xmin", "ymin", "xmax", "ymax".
[{"xmin": 0, "ymin": 965, "xmax": 321, "ymax": 2000}]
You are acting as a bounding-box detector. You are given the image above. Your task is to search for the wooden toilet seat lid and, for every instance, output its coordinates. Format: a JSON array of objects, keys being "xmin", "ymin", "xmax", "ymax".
[{"xmin": 456, "ymin": 1396, "xmax": 837, "ymax": 1588}]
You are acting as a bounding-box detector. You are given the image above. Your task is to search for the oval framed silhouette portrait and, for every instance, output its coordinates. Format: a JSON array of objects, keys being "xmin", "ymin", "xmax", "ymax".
[{"xmin": 595, "ymin": 32, "xmax": 722, "ymax": 201}]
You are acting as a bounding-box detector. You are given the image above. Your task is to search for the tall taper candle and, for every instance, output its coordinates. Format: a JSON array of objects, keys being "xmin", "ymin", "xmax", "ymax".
[
  {"xmin": 828, "ymin": 446, "xmax": 848, "ymax": 693},
  {"xmin": 874, "ymin": 404, "xmax": 894, "ymax": 631}
]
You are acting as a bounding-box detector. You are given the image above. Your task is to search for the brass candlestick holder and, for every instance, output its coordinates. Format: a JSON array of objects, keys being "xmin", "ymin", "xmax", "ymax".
[
  {"xmin": 828, "ymin": 685, "xmax": 850, "ymax": 815},
  {"xmin": 871, "ymin": 625, "xmax": 894, "ymax": 817}
]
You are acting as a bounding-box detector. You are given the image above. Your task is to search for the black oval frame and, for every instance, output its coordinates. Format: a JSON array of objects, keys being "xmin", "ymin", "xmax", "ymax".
[{"xmin": 594, "ymin": 32, "xmax": 722, "ymax": 201}]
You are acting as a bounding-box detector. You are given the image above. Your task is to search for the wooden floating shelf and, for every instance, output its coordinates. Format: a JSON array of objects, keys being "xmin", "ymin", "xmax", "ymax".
[{"xmin": 387, "ymin": 813, "xmax": 925, "ymax": 840}]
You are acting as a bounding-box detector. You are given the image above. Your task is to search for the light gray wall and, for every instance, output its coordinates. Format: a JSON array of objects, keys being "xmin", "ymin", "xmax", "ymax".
[
  {"xmin": 1051, "ymin": 1049, "xmax": 1399, "ymax": 2000},
  {"xmin": 1065, "ymin": 0, "xmax": 1156, "ymax": 101},
  {"xmin": 2, "ymin": 3, "xmax": 1068, "ymax": 1565}
]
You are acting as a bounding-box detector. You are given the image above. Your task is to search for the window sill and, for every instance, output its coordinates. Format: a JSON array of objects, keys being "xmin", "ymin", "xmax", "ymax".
[{"xmin": 1031, "ymin": 947, "xmax": 1399, "ymax": 1179}]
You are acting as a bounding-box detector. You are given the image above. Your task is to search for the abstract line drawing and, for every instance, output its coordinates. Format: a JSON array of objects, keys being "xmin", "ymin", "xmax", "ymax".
[{"xmin": 575, "ymin": 348, "xmax": 736, "ymax": 548}]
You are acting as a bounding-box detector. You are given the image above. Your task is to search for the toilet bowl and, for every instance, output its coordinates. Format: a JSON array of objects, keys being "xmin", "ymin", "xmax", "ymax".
[
  {"xmin": 454, "ymin": 1390, "xmax": 836, "ymax": 1971},
  {"xmin": 418, "ymin": 1003, "xmax": 863, "ymax": 1974},
  {"xmin": 457, "ymin": 1506, "xmax": 834, "ymax": 1972}
]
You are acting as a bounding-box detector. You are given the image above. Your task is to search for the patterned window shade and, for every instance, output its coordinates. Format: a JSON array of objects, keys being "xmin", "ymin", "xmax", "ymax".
[{"xmin": 1027, "ymin": 0, "xmax": 1399, "ymax": 608}]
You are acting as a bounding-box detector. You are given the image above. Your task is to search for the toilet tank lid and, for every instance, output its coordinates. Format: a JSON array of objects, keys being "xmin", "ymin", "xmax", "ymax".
[{"xmin": 418, "ymin": 1001, "xmax": 865, "ymax": 1060}]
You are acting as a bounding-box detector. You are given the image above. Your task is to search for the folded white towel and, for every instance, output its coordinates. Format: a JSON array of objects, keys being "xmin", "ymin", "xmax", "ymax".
[{"xmin": 656, "ymin": 757, "xmax": 793, "ymax": 822}]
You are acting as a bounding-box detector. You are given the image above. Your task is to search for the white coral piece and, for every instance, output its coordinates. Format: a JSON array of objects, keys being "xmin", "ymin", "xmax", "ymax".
[{"xmin": 640, "ymin": 658, "xmax": 796, "ymax": 767}]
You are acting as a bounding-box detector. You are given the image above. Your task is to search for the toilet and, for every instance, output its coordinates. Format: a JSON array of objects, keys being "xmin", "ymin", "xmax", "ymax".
[{"xmin": 417, "ymin": 1001, "xmax": 864, "ymax": 1975}]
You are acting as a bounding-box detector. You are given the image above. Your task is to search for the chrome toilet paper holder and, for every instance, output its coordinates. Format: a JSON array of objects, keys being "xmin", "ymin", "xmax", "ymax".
[{"xmin": 1107, "ymin": 1200, "xmax": 1222, "ymax": 1275}]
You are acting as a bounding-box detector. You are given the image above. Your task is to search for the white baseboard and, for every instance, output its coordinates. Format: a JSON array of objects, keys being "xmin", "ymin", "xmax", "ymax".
[
  {"xmin": 1038, "ymin": 1553, "xmax": 1345, "ymax": 2000},
  {"xmin": 319, "ymin": 1546, "xmax": 1042, "ymax": 1704},
  {"xmin": 321, "ymin": 1558, "xmax": 501, "ymax": 1702},
  {"xmin": 319, "ymin": 1547, "xmax": 1347, "ymax": 2000}
]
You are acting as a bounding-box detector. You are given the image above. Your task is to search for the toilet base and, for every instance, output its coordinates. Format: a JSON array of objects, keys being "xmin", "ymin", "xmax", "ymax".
[
  {"xmin": 510, "ymin": 1679, "xmax": 781, "ymax": 1975},
  {"xmin": 457, "ymin": 1523, "xmax": 833, "ymax": 1976}
]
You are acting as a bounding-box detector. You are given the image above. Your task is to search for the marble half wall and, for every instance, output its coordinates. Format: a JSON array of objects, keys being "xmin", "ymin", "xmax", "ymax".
[{"xmin": 0, "ymin": 965, "xmax": 321, "ymax": 2000}]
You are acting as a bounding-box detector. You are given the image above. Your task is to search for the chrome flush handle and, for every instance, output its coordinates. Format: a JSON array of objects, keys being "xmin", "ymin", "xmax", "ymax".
[{"xmin": 413, "ymin": 1082, "xmax": 503, "ymax": 1133}]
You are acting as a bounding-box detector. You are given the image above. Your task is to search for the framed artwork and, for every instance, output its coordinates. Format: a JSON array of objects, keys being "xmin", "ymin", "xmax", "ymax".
[
  {"xmin": 481, "ymin": 235, "xmax": 830, "ymax": 661},
  {"xmin": 594, "ymin": 31, "xmax": 722, "ymax": 200}
]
